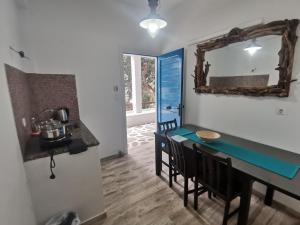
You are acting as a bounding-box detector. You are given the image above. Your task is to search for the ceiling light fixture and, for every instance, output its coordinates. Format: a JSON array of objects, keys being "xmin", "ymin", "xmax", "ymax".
[
  {"xmin": 244, "ymin": 38, "xmax": 262, "ymax": 55},
  {"xmin": 139, "ymin": 0, "xmax": 167, "ymax": 38}
]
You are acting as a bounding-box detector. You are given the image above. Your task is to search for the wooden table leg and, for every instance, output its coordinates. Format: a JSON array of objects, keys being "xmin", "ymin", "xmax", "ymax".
[
  {"xmin": 264, "ymin": 186, "xmax": 274, "ymax": 206},
  {"xmin": 238, "ymin": 177, "xmax": 253, "ymax": 225},
  {"xmin": 155, "ymin": 136, "xmax": 162, "ymax": 176}
]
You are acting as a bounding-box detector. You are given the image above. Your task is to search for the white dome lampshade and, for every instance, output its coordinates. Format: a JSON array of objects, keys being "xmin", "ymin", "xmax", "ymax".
[{"xmin": 139, "ymin": 0, "xmax": 167, "ymax": 38}]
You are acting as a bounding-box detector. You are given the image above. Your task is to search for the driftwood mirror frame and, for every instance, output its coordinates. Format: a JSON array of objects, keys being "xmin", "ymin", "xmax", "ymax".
[{"xmin": 193, "ymin": 19, "xmax": 299, "ymax": 97}]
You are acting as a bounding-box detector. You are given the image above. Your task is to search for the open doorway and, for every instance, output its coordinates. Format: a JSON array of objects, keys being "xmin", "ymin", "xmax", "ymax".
[{"xmin": 122, "ymin": 54, "xmax": 157, "ymax": 150}]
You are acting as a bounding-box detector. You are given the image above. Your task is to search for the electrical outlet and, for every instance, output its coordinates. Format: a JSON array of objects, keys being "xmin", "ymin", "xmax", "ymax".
[
  {"xmin": 277, "ymin": 108, "xmax": 287, "ymax": 116},
  {"xmin": 113, "ymin": 85, "xmax": 119, "ymax": 92},
  {"xmin": 22, "ymin": 117, "xmax": 27, "ymax": 127}
]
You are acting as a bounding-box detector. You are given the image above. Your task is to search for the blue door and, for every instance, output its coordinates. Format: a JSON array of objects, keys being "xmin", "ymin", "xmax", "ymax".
[{"xmin": 157, "ymin": 48, "xmax": 184, "ymax": 127}]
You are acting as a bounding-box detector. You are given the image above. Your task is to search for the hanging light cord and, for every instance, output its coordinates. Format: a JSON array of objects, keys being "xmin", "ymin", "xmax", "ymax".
[
  {"xmin": 157, "ymin": 0, "xmax": 161, "ymax": 10},
  {"xmin": 148, "ymin": 0, "xmax": 159, "ymax": 12}
]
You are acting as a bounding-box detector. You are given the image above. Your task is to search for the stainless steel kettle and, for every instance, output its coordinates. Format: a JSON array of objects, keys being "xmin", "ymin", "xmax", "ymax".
[{"xmin": 56, "ymin": 107, "xmax": 69, "ymax": 123}]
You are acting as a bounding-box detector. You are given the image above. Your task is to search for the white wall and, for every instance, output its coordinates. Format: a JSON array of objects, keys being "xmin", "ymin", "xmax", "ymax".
[
  {"xmin": 3, "ymin": 1, "xmax": 163, "ymax": 223},
  {"xmin": 162, "ymin": 0, "xmax": 300, "ymax": 212},
  {"xmin": 0, "ymin": 0, "xmax": 37, "ymax": 224},
  {"xmin": 25, "ymin": 147, "xmax": 105, "ymax": 225},
  {"xmin": 22, "ymin": 0, "xmax": 163, "ymax": 159}
]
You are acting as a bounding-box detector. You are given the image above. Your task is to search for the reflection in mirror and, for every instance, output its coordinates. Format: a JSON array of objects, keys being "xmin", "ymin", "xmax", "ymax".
[{"xmin": 205, "ymin": 35, "xmax": 282, "ymax": 88}]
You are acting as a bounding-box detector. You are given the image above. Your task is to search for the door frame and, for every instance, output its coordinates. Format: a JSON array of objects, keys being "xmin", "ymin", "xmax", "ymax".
[{"xmin": 119, "ymin": 50, "xmax": 158, "ymax": 155}]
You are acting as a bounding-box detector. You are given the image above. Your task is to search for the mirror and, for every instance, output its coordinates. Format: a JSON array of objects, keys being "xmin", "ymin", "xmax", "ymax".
[
  {"xmin": 193, "ymin": 19, "xmax": 299, "ymax": 97},
  {"xmin": 206, "ymin": 35, "xmax": 281, "ymax": 88}
]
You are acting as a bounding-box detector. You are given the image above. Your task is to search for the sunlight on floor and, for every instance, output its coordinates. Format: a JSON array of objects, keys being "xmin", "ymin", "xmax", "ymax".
[{"xmin": 127, "ymin": 123, "xmax": 156, "ymax": 149}]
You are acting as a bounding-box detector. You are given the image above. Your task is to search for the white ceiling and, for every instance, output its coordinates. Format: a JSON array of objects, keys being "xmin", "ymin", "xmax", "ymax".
[
  {"xmin": 15, "ymin": 0, "xmax": 29, "ymax": 9},
  {"xmin": 112, "ymin": 0, "xmax": 184, "ymax": 12}
]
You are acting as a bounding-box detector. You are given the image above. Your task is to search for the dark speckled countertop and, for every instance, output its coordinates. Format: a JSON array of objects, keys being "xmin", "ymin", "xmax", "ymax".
[{"xmin": 24, "ymin": 121, "xmax": 99, "ymax": 162}]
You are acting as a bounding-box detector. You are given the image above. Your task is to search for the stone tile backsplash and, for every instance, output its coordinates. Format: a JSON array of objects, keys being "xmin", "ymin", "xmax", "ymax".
[
  {"xmin": 27, "ymin": 73, "xmax": 80, "ymax": 121},
  {"xmin": 5, "ymin": 64, "xmax": 80, "ymax": 157},
  {"xmin": 5, "ymin": 65, "xmax": 33, "ymax": 156}
]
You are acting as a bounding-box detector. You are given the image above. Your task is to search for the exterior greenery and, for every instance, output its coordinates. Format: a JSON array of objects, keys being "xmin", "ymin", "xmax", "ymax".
[
  {"xmin": 123, "ymin": 55, "xmax": 133, "ymax": 111},
  {"xmin": 141, "ymin": 57, "xmax": 155, "ymax": 110},
  {"xmin": 123, "ymin": 55, "xmax": 156, "ymax": 112}
]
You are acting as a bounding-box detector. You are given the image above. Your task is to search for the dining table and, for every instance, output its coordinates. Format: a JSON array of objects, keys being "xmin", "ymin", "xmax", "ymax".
[{"xmin": 154, "ymin": 124, "xmax": 300, "ymax": 225}]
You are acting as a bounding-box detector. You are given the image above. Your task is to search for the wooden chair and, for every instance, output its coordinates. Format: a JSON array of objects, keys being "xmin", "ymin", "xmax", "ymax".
[
  {"xmin": 157, "ymin": 119, "xmax": 178, "ymax": 133},
  {"xmin": 167, "ymin": 136, "xmax": 206, "ymax": 207},
  {"xmin": 156, "ymin": 119, "xmax": 177, "ymax": 171},
  {"xmin": 193, "ymin": 144, "xmax": 243, "ymax": 225}
]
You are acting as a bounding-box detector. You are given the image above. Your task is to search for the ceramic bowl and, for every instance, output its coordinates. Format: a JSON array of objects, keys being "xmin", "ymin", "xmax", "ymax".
[{"xmin": 196, "ymin": 130, "xmax": 221, "ymax": 143}]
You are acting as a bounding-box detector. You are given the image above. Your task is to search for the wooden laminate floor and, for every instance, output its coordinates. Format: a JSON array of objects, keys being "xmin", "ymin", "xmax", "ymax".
[{"xmin": 97, "ymin": 140, "xmax": 300, "ymax": 225}]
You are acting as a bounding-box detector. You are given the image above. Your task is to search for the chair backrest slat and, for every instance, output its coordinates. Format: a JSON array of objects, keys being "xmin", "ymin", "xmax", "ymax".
[
  {"xmin": 217, "ymin": 162, "xmax": 221, "ymax": 192},
  {"xmin": 193, "ymin": 144, "xmax": 233, "ymax": 199},
  {"xmin": 157, "ymin": 119, "xmax": 177, "ymax": 133},
  {"xmin": 167, "ymin": 135, "xmax": 185, "ymax": 174}
]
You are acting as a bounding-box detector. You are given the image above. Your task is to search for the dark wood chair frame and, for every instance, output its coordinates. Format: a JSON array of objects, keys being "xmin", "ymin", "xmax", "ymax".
[
  {"xmin": 193, "ymin": 144, "xmax": 242, "ymax": 225},
  {"xmin": 167, "ymin": 136, "xmax": 207, "ymax": 207},
  {"xmin": 156, "ymin": 119, "xmax": 178, "ymax": 171}
]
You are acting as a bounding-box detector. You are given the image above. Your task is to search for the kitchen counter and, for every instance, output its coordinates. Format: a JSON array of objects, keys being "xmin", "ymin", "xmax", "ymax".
[{"xmin": 24, "ymin": 121, "xmax": 99, "ymax": 162}]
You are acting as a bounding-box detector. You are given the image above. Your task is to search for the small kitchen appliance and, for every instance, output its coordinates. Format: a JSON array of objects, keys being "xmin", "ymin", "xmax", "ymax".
[
  {"xmin": 39, "ymin": 119, "xmax": 72, "ymax": 149},
  {"xmin": 40, "ymin": 119, "xmax": 67, "ymax": 139},
  {"xmin": 56, "ymin": 107, "xmax": 69, "ymax": 123}
]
